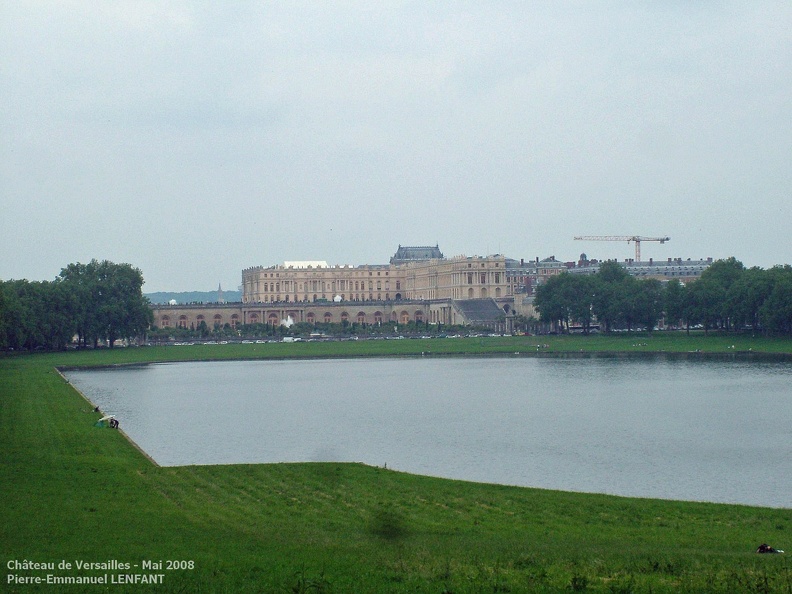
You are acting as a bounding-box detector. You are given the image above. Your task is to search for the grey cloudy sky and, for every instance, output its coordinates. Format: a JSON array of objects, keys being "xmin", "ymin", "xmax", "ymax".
[{"xmin": 2, "ymin": 2, "xmax": 791, "ymax": 292}]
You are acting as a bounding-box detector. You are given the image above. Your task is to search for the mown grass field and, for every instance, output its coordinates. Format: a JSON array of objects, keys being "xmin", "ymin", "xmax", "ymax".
[{"xmin": 2, "ymin": 334, "xmax": 791, "ymax": 592}]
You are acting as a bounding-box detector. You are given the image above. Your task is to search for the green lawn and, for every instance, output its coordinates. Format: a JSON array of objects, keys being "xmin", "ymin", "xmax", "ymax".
[{"xmin": 2, "ymin": 337, "xmax": 791, "ymax": 592}]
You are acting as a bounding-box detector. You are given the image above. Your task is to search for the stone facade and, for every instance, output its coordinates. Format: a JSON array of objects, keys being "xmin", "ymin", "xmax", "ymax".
[
  {"xmin": 152, "ymin": 301, "xmax": 432, "ymax": 330},
  {"xmin": 152, "ymin": 247, "xmax": 517, "ymax": 332},
  {"xmin": 241, "ymin": 252, "xmax": 509, "ymax": 305},
  {"xmin": 150, "ymin": 246, "xmax": 714, "ymax": 333},
  {"xmin": 401, "ymin": 254, "xmax": 508, "ymax": 301},
  {"xmin": 567, "ymin": 257, "xmax": 713, "ymax": 283},
  {"xmin": 242, "ymin": 263, "xmax": 400, "ymax": 303},
  {"xmin": 156, "ymin": 304, "xmax": 244, "ymax": 330}
]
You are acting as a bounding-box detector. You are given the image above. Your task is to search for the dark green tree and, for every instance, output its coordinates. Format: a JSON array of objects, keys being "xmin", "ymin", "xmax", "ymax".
[
  {"xmin": 1, "ymin": 280, "xmax": 35, "ymax": 349},
  {"xmin": 590, "ymin": 262, "xmax": 635, "ymax": 332},
  {"xmin": 58, "ymin": 261, "xmax": 99, "ymax": 347},
  {"xmin": 617, "ymin": 277, "xmax": 645, "ymax": 331},
  {"xmin": 698, "ymin": 257, "xmax": 745, "ymax": 330},
  {"xmin": 47, "ymin": 280, "xmax": 79, "ymax": 349},
  {"xmin": 759, "ymin": 266, "xmax": 792, "ymax": 334},
  {"xmin": 727, "ymin": 267, "xmax": 773, "ymax": 332},
  {"xmin": 685, "ymin": 276, "xmax": 721, "ymax": 334},
  {"xmin": 535, "ymin": 273, "xmax": 594, "ymax": 333},
  {"xmin": 58, "ymin": 259, "xmax": 152, "ymax": 347},
  {"xmin": 96, "ymin": 260, "xmax": 152, "ymax": 347},
  {"xmin": 664, "ymin": 279, "xmax": 686, "ymax": 329},
  {"xmin": 534, "ymin": 274, "xmax": 568, "ymax": 331},
  {"xmin": 0, "ymin": 282, "xmax": 10, "ymax": 349},
  {"xmin": 634, "ymin": 278, "xmax": 665, "ymax": 332}
]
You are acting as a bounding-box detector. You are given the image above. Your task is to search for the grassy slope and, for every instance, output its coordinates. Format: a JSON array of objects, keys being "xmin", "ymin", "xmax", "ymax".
[{"xmin": 2, "ymin": 336, "xmax": 792, "ymax": 592}]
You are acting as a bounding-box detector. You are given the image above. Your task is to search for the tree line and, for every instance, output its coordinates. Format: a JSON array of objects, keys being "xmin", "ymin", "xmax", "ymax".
[
  {"xmin": 3, "ymin": 256, "xmax": 791, "ymax": 350},
  {"xmin": 533, "ymin": 258, "xmax": 792, "ymax": 334},
  {"xmin": 0, "ymin": 260, "xmax": 153, "ymax": 351},
  {"xmin": 146, "ymin": 318, "xmax": 473, "ymax": 343}
]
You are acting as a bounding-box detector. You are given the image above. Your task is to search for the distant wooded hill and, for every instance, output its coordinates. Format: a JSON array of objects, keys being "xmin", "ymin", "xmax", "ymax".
[{"xmin": 146, "ymin": 290, "xmax": 242, "ymax": 305}]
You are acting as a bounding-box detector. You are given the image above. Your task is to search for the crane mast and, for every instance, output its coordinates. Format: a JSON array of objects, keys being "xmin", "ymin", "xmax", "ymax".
[{"xmin": 573, "ymin": 236, "xmax": 670, "ymax": 262}]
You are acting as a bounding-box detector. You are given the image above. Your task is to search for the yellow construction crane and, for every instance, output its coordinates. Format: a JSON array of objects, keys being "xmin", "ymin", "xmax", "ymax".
[{"xmin": 573, "ymin": 236, "xmax": 670, "ymax": 262}]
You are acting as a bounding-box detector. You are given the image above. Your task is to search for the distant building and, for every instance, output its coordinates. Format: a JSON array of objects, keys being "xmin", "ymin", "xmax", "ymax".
[
  {"xmin": 151, "ymin": 246, "xmax": 511, "ymax": 333},
  {"xmin": 389, "ymin": 244, "xmax": 444, "ymax": 265},
  {"xmin": 149, "ymin": 245, "xmax": 714, "ymax": 334},
  {"xmin": 568, "ymin": 255, "xmax": 713, "ymax": 282},
  {"xmin": 241, "ymin": 246, "xmax": 508, "ymax": 306}
]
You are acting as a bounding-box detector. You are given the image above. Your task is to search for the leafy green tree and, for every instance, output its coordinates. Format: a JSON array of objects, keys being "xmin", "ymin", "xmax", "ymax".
[
  {"xmin": 590, "ymin": 263, "xmax": 636, "ymax": 332},
  {"xmin": 1, "ymin": 281, "xmax": 32, "ymax": 349},
  {"xmin": 618, "ymin": 277, "xmax": 645, "ymax": 331},
  {"xmin": 699, "ymin": 257, "xmax": 745, "ymax": 330},
  {"xmin": 0, "ymin": 280, "xmax": 74, "ymax": 350},
  {"xmin": 0, "ymin": 282, "xmax": 10, "ymax": 349},
  {"xmin": 596, "ymin": 261, "xmax": 631, "ymax": 285},
  {"xmin": 759, "ymin": 266, "xmax": 792, "ymax": 334},
  {"xmin": 291, "ymin": 322, "xmax": 314, "ymax": 336},
  {"xmin": 513, "ymin": 314, "xmax": 541, "ymax": 334},
  {"xmin": 97, "ymin": 260, "xmax": 152, "ymax": 347},
  {"xmin": 561, "ymin": 274, "xmax": 595, "ymax": 332},
  {"xmin": 47, "ymin": 280, "xmax": 79, "ymax": 349},
  {"xmin": 685, "ymin": 276, "xmax": 721, "ymax": 334},
  {"xmin": 633, "ymin": 278, "xmax": 665, "ymax": 332},
  {"xmin": 12, "ymin": 280, "xmax": 47, "ymax": 350},
  {"xmin": 59, "ymin": 260, "xmax": 152, "ymax": 347},
  {"xmin": 58, "ymin": 261, "xmax": 99, "ymax": 347},
  {"xmin": 535, "ymin": 273, "xmax": 594, "ymax": 333},
  {"xmin": 534, "ymin": 274, "xmax": 568, "ymax": 331},
  {"xmin": 727, "ymin": 267, "xmax": 773, "ymax": 332},
  {"xmin": 664, "ymin": 279, "xmax": 686, "ymax": 329}
]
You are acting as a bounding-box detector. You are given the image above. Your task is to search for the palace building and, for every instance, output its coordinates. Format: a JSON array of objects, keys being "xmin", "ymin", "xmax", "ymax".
[
  {"xmin": 152, "ymin": 246, "xmax": 518, "ymax": 334},
  {"xmin": 150, "ymin": 245, "xmax": 713, "ymax": 334},
  {"xmin": 241, "ymin": 245, "xmax": 508, "ymax": 304}
]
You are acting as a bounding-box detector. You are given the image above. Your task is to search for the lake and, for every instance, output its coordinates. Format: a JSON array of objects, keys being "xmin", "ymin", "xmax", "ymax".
[{"xmin": 64, "ymin": 355, "xmax": 792, "ymax": 508}]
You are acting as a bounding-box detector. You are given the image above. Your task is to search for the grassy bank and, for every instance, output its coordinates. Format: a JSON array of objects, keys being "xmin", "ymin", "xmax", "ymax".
[
  {"xmin": 47, "ymin": 332, "xmax": 792, "ymax": 368},
  {"xmin": 2, "ymin": 337, "xmax": 791, "ymax": 592}
]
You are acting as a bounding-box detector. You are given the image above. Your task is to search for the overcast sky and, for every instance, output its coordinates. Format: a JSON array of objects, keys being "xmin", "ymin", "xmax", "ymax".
[{"xmin": 2, "ymin": 2, "xmax": 791, "ymax": 292}]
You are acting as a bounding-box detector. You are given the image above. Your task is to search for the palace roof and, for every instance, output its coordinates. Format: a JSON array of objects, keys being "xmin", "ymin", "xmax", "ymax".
[{"xmin": 390, "ymin": 244, "xmax": 444, "ymax": 265}]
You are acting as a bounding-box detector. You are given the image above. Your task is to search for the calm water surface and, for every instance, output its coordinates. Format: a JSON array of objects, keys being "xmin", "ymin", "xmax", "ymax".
[{"xmin": 65, "ymin": 356, "xmax": 792, "ymax": 508}]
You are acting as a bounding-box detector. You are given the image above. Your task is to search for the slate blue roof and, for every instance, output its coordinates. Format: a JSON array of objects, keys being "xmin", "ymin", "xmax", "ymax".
[{"xmin": 390, "ymin": 244, "xmax": 444, "ymax": 265}]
